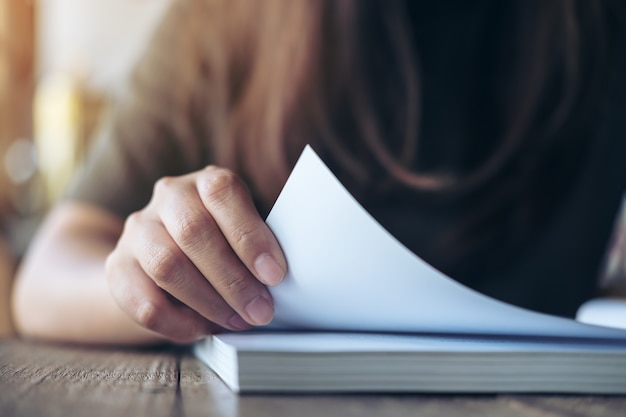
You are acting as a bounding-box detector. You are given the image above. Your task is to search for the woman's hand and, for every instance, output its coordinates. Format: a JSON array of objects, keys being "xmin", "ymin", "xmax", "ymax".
[{"xmin": 105, "ymin": 166, "xmax": 287, "ymax": 343}]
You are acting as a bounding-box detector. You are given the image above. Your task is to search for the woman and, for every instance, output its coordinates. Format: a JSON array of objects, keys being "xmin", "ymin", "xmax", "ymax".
[{"xmin": 12, "ymin": 0, "xmax": 626, "ymax": 344}]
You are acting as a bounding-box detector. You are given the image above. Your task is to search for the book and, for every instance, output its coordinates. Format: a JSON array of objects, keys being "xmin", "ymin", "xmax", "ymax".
[
  {"xmin": 195, "ymin": 145, "xmax": 626, "ymax": 394},
  {"xmin": 194, "ymin": 332, "xmax": 626, "ymax": 394}
]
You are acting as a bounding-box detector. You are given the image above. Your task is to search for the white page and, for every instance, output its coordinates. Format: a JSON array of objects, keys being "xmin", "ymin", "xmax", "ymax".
[
  {"xmin": 210, "ymin": 332, "xmax": 626, "ymax": 353},
  {"xmin": 265, "ymin": 146, "xmax": 626, "ymax": 339}
]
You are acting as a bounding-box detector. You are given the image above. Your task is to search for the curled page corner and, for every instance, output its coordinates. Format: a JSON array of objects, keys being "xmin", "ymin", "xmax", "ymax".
[{"xmin": 265, "ymin": 145, "xmax": 626, "ymax": 340}]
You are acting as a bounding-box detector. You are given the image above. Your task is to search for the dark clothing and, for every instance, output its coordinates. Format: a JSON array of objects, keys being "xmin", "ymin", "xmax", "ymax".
[{"xmin": 68, "ymin": 0, "xmax": 626, "ymax": 318}]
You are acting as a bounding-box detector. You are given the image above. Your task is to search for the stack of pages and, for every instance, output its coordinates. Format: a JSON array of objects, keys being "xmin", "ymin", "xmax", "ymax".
[{"xmin": 195, "ymin": 146, "xmax": 626, "ymax": 394}]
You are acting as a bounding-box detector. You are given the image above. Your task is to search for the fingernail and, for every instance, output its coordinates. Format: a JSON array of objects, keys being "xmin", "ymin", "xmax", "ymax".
[
  {"xmin": 244, "ymin": 295, "xmax": 274, "ymax": 325},
  {"xmin": 227, "ymin": 314, "xmax": 252, "ymax": 331},
  {"xmin": 254, "ymin": 253, "xmax": 285, "ymax": 286}
]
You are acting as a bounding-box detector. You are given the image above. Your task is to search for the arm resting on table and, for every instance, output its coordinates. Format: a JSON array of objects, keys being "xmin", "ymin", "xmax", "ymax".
[{"xmin": 12, "ymin": 202, "xmax": 163, "ymax": 345}]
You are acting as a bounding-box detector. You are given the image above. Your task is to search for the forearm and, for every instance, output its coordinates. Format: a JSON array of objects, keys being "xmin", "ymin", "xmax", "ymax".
[{"xmin": 12, "ymin": 202, "xmax": 164, "ymax": 345}]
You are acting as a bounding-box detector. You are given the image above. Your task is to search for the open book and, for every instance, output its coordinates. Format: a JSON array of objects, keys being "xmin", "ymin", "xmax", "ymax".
[{"xmin": 195, "ymin": 146, "xmax": 626, "ymax": 394}]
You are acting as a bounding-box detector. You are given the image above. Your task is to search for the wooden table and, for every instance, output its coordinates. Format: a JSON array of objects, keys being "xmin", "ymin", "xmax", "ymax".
[{"xmin": 1, "ymin": 338, "xmax": 625, "ymax": 417}]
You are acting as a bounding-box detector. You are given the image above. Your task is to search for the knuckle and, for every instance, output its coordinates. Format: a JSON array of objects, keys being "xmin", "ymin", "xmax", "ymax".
[
  {"xmin": 144, "ymin": 246, "xmax": 182, "ymax": 288},
  {"xmin": 124, "ymin": 210, "xmax": 144, "ymax": 231},
  {"xmin": 135, "ymin": 300, "xmax": 163, "ymax": 332},
  {"xmin": 153, "ymin": 176, "xmax": 177, "ymax": 197},
  {"xmin": 199, "ymin": 167, "xmax": 241, "ymax": 202},
  {"xmin": 172, "ymin": 213, "xmax": 209, "ymax": 248},
  {"xmin": 103, "ymin": 251, "xmax": 119, "ymax": 281},
  {"xmin": 231, "ymin": 225, "xmax": 256, "ymax": 250},
  {"xmin": 219, "ymin": 273, "xmax": 252, "ymax": 297}
]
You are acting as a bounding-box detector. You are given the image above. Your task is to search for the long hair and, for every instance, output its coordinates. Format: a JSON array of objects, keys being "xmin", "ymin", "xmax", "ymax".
[{"xmin": 199, "ymin": 0, "xmax": 620, "ymax": 269}]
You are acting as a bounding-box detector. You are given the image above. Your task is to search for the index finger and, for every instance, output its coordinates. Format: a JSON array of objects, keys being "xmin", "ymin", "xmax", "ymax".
[{"xmin": 196, "ymin": 166, "xmax": 287, "ymax": 286}]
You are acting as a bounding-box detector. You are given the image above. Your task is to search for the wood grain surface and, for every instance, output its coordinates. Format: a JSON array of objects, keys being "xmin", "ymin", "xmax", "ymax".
[{"xmin": 1, "ymin": 338, "xmax": 625, "ymax": 417}]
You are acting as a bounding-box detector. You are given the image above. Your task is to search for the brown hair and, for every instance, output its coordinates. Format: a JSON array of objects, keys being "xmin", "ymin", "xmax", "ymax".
[{"xmin": 203, "ymin": 0, "xmax": 619, "ymax": 263}]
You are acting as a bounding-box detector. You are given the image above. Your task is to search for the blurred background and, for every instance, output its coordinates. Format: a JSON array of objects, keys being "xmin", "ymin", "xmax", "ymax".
[{"xmin": 0, "ymin": 0, "xmax": 171, "ymax": 334}]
